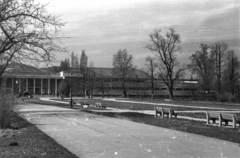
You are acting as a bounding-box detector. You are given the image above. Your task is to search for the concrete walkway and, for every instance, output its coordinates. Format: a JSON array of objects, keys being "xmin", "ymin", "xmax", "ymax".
[{"xmin": 18, "ymin": 103, "xmax": 240, "ymax": 158}]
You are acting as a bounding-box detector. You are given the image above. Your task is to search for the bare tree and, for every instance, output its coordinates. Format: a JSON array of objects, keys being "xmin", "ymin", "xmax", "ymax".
[
  {"xmin": 60, "ymin": 58, "xmax": 70, "ymax": 71},
  {"xmin": 189, "ymin": 44, "xmax": 215, "ymax": 94},
  {"xmin": 96, "ymin": 69, "xmax": 109, "ymax": 98},
  {"xmin": 71, "ymin": 51, "xmax": 79, "ymax": 68},
  {"xmin": 223, "ymin": 49, "xmax": 240, "ymax": 95},
  {"xmin": 147, "ymin": 28, "xmax": 185, "ymax": 100},
  {"xmin": 210, "ymin": 41, "xmax": 228, "ymax": 93},
  {"xmin": 0, "ymin": 0, "xmax": 64, "ymax": 83},
  {"xmin": 87, "ymin": 61, "xmax": 95, "ymax": 98},
  {"xmin": 79, "ymin": 49, "xmax": 88, "ymax": 97},
  {"xmin": 112, "ymin": 49, "xmax": 135, "ymax": 98},
  {"xmin": 145, "ymin": 56, "xmax": 158, "ymax": 99}
]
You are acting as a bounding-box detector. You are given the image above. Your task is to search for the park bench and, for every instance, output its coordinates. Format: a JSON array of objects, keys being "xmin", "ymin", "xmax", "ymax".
[
  {"xmin": 95, "ymin": 102, "xmax": 106, "ymax": 110},
  {"xmin": 206, "ymin": 112, "xmax": 240, "ymax": 128},
  {"xmin": 69, "ymin": 100, "xmax": 76, "ymax": 106},
  {"xmin": 76, "ymin": 101, "xmax": 89, "ymax": 107},
  {"xmin": 154, "ymin": 107, "xmax": 178, "ymax": 118}
]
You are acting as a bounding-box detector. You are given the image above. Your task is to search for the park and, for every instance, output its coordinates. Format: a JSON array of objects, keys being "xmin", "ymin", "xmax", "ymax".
[
  {"xmin": 1, "ymin": 0, "xmax": 240, "ymax": 157},
  {"xmin": 1, "ymin": 95, "xmax": 240, "ymax": 157}
]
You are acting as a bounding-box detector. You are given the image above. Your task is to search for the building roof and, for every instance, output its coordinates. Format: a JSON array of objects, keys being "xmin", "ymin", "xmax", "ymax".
[
  {"xmin": 4, "ymin": 63, "xmax": 46, "ymax": 75},
  {"xmin": 2, "ymin": 63, "xmax": 148, "ymax": 78},
  {"xmin": 2, "ymin": 63, "xmax": 61, "ymax": 78},
  {"xmin": 42, "ymin": 66, "xmax": 149, "ymax": 78}
]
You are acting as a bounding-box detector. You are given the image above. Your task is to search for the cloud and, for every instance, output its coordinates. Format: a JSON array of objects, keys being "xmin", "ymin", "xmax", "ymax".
[{"xmin": 44, "ymin": 0, "xmax": 240, "ymax": 69}]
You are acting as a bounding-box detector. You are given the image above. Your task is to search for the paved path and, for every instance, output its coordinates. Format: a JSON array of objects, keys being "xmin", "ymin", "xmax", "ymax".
[{"xmin": 18, "ymin": 103, "xmax": 240, "ymax": 158}]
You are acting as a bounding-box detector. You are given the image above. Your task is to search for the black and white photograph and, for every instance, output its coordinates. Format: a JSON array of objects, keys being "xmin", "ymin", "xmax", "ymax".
[{"xmin": 0, "ymin": 0, "xmax": 240, "ymax": 157}]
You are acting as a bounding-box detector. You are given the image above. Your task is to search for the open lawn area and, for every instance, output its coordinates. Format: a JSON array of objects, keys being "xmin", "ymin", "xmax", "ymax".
[
  {"xmin": 63, "ymin": 97, "xmax": 240, "ymax": 111},
  {"xmin": 51, "ymin": 97, "xmax": 240, "ymax": 119}
]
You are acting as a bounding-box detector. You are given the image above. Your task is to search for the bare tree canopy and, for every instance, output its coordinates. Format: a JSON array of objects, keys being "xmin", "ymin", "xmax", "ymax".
[
  {"xmin": 71, "ymin": 51, "xmax": 79, "ymax": 68},
  {"xmin": 79, "ymin": 49, "xmax": 88, "ymax": 97},
  {"xmin": 60, "ymin": 58, "xmax": 70, "ymax": 71},
  {"xmin": 0, "ymin": 0, "xmax": 64, "ymax": 76},
  {"xmin": 147, "ymin": 28, "xmax": 185, "ymax": 100},
  {"xmin": 112, "ymin": 49, "xmax": 135, "ymax": 98},
  {"xmin": 210, "ymin": 41, "xmax": 228, "ymax": 93},
  {"xmin": 223, "ymin": 49, "xmax": 240, "ymax": 95},
  {"xmin": 188, "ymin": 44, "xmax": 215, "ymax": 92}
]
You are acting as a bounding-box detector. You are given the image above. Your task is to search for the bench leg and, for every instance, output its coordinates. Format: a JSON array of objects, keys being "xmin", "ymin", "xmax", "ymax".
[
  {"xmin": 206, "ymin": 112, "xmax": 209, "ymax": 124},
  {"xmin": 225, "ymin": 121, "xmax": 228, "ymax": 126},
  {"xmin": 233, "ymin": 119, "xmax": 236, "ymax": 128},
  {"xmin": 219, "ymin": 116, "xmax": 222, "ymax": 127}
]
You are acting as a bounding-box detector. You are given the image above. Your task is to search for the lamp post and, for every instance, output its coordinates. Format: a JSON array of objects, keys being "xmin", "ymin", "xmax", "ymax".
[{"xmin": 70, "ymin": 71, "xmax": 73, "ymax": 108}]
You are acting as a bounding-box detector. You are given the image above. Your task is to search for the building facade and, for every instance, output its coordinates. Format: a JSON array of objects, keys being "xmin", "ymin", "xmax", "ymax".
[{"xmin": 1, "ymin": 63, "xmax": 199, "ymax": 99}]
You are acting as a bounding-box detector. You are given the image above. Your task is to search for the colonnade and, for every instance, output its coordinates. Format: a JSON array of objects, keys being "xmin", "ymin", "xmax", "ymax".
[{"xmin": 8, "ymin": 77, "xmax": 61, "ymax": 95}]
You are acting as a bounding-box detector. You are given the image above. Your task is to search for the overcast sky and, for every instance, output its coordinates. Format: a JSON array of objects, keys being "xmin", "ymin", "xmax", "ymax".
[{"xmin": 38, "ymin": 0, "xmax": 240, "ymax": 70}]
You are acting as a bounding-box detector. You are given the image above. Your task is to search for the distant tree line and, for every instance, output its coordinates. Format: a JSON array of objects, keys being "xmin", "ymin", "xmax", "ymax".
[{"xmin": 188, "ymin": 42, "xmax": 240, "ymax": 101}]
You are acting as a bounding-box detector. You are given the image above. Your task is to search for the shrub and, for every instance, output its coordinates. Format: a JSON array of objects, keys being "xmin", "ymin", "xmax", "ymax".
[
  {"xmin": 0, "ymin": 91, "xmax": 16, "ymax": 129},
  {"xmin": 58, "ymin": 79, "xmax": 70, "ymax": 98},
  {"xmin": 216, "ymin": 93, "xmax": 239, "ymax": 103},
  {"xmin": 219, "ymin": 93, "xmax": 230, "ymax": 102}
]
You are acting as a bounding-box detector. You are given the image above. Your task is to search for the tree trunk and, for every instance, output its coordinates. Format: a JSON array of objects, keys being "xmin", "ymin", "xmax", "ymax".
[
  {"xmin": 102, "ymin": 89, "xmax": 105, "ymax": 98},
  {"xmin": 0, "ymin": 76, "xmax": 2, "ymax": 90},
  {"xmin": 122, "ymin": 79, "xmax": 127, "ymax": 98},
  {"xmin": 168, "ymin": 87, "xmax": 174, "ymax": 100},
  {"xmin": 123, "ymin": 89, "xmax": 127, "ymax": 98},
  {"xmin": 232, "ymin": 83, "xmax": 235, "ymax": 95},
  {"xmin": 151, "ymin": 75, "xmax": 154, "ymax": 100},
  {"xmin": 151, "ymin": 94, "xmax": 154, "ymax": 99}
]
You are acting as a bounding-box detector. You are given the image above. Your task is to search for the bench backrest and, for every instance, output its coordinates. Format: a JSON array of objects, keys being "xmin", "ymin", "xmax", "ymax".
[
  {"xmin": 208, "ymin": 112, "xmax": 220, "ymax": 118},
  {"xmin": 154, "ymin": 107, "xmax": 162, "ymax": 112},
  {"xmin": 154, "ymin": 107, "xmax": 174, "ymax": 114},
  {"xmin": 221, "ymin": 113, "xmax": 235, "ymax": 121},
  {"xmin": 235, "ymin": 116, "xmax": 240, "ymax": 121},
  {"xmin": 162, "ymin": 108, "xmax": 171, "ymax": 113}
]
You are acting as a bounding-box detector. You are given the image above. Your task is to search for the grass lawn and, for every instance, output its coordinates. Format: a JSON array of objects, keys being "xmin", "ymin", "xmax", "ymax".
[
  {"xmin": 0, "ymin": 104, "xmax": 78, "ymax": 158},
  {"xmin": 52, "ymin": 98, "xmax": 240, "ymax": 119},
  {"xmin": 117, "ymin": 98, "xmax": 240, "ymax": 110},
  {"xmin": 53, "ymin": 98, "xmax": 232, "ymax": 111}
]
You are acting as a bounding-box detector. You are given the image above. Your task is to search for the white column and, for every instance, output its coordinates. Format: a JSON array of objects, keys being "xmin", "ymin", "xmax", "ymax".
[
  {"xmin": 33, "ymin": 78, "xmax": 36, "ymax": 95},
  {"xmin": 26, "ymin": 78, "xmax": 28, "ymax": 92},
  {"xmin": 55, "ymin": 78, "xmax": 58, "ymax": 95},
  {"xmin": 48, "ymin": 78, "xmax": 50, "ymax": 95},
  {"xmin": 41, "ymin": 78, "xmax": 43, "ymax": 95}
]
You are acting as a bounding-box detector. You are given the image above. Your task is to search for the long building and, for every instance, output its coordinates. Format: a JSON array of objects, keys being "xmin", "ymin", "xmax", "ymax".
[{"xmin": 1, "ymin": 63, "xmax": 199, "ymax": 99}]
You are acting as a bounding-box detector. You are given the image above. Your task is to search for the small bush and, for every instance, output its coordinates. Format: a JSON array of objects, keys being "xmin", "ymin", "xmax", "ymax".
[
  {"xmin": 0, "ymin": 91, "xmax": 16, "ymax": 129},
  {"xmin": 216, "ymin": 93, "xmax": 239, "ymax": 103},
  {"xmin": 219, "ymin": 93, "xmax": 230, "ymax": 102},
  {"xmin": 58, "ymin": 79, "xmax": 70, "ymax": 98}
]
